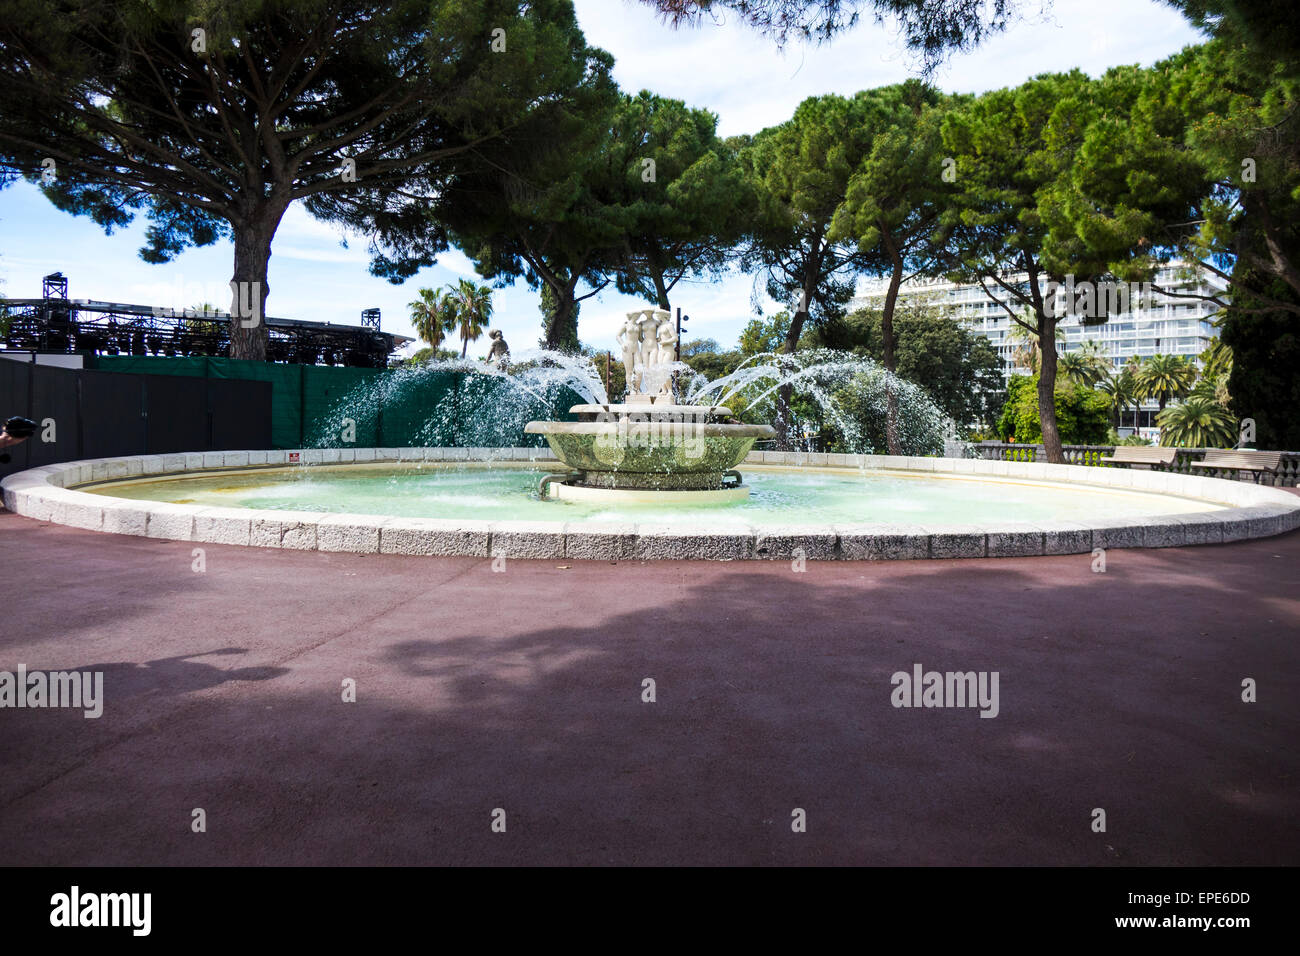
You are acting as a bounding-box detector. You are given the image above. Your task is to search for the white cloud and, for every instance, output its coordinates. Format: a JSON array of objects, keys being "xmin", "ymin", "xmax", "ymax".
[
  {"xmin": 274, "ymin": 245, "xmax": 369, "ymax": 264},
  {"xmin": 277, "ymin": 202, "xmax": 357, "ymax": 243},
  {"xmin": 436, "ymin": 248, "xmax": 479, "ymax": 278}
]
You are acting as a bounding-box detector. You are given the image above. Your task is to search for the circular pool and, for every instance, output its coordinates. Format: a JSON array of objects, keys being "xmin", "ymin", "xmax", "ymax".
[
  {"xmin": 81, "ymin": 461, "xmax": 1224, "ymax": 527},
  {"xmin": 3, "ymin": 448, "xmax": 1297, "ymax": 560}
]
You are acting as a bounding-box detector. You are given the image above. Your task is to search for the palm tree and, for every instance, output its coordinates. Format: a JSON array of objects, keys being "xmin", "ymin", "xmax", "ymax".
[
  {"xmin": 182, "ymin": 301, "xmax": 223, "ymax": 337},
  {"xmin": 1191, "ymin": 370, "xmax": 1231, "ymax": 407},
  {"xmin": 1198, "ymin": 340, "xmax": 1233, "ymax": 381},
  {"xmin": 1059, "ymin": 340, "xmax": 1110, "ymax": 387},
  {"xmin": 408, "ymin": 288, "xmax": 455, "ymax": 351},
  {"xmin": 1098, "ymin": 367, "xmax": 1139, "ymax": 429},
  {"xmin": 1057, "ymin": 350, "xmax": 1088, "ymax": 383},
  {"xmin": 1135, "ymin": 353, "xmax": 1196, "ymax": 412},
  {"xmin": 1006, "ymin": 319, "xmax": 1045, "ymax": 373},
  {"xmin": 447, "ymin": 278, "xmax": 493, "ymax": 358},
  {"xmin": 1192, "ymin": 341, "xmax": 1232, "ymax": 407},
  {"xmin": 1157, "ymin": 396, "xmax": 1236, "ymax": 448},
  {"xmin": 1079, "ymin": 338, "xmax": 1110, "ymax": 373}
]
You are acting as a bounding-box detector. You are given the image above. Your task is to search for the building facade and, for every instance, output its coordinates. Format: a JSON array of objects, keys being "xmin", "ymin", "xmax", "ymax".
[{"xmin": 851, "ymin": 263, "xmax": 1223, "ymax": 435}]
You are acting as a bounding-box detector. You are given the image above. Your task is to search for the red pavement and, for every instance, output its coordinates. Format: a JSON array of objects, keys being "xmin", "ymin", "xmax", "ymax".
[{"xmin": 1, "ymin": 507, "xmax": 1297, "ymax": 866}]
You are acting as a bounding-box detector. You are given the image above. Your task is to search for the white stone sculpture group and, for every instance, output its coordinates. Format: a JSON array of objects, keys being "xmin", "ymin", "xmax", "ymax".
[{"xmin": 617, "ymin": 308, "xmax": 678, "ymax": 396}]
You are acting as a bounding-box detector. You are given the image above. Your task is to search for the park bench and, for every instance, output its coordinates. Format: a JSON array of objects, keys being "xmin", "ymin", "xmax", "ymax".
[
  {"xmin": 1190, "ymin": 449, "xmax": 1283, "ymax": 483},
  {"xmin": 1098, "ymin": 446, "xmax": 1177, "ymax": 469}
]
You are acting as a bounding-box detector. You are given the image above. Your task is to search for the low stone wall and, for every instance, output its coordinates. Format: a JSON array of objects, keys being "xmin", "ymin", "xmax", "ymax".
[
  {"xmin": 3, "ymin": 448, "xmax": 1298, "ymax": 561},
  {"xmin": 971, "ymin": 442, "xmax": 1300, "ymax": 486}
]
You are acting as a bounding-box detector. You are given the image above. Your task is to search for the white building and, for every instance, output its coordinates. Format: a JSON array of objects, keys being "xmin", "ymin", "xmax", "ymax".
[{"xmin": 851, "ymin": 263, "xmax": 1223, "ymax": 434}]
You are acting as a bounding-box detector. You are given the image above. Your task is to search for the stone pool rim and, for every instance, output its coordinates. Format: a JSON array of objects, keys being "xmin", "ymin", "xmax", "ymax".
[{"xmin": 3, "ymin": 447, "xmax": 1298, "ymax": 561}]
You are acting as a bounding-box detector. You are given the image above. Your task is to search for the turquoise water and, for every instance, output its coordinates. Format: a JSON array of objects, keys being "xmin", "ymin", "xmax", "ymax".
[{"xmin": 87, "ymin": 462, "xmax": 1221, "ymax": 528}]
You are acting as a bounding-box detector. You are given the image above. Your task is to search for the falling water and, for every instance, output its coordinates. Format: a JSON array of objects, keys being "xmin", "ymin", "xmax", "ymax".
[
  {"xmin": 309, "ymin": 349, "xmax": 607, "ymax": 449},
  {"xmin": 681, "ymin": 349, "xmax": 952, "ymax": 455},
  {"xmin": 309, "ymin": 347, "xmax": 951, "ymax": 455}
]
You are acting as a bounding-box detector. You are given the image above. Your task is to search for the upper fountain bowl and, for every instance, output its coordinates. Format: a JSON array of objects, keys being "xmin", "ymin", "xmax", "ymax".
[
  {"xmin": 525, "ymin": 405, "xmax": 775, "ymax": 490},
  {"xmin": 567, "ymin": 399, "xmax": 733, "ymax": 420}
]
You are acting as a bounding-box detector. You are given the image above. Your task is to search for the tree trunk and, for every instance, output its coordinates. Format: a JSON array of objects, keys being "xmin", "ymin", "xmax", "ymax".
[
  {"xmin": 774, "ymin": 267, "xmax": 818, "ymax": 449},
  {"xmin": 651, "ymin": 270, "xmax": 670, "ymax": 311},
  {"xmin": 1037, "ymin": 311, "xmax": 1064, "ymax": 463},
  {"xmin": 228, "ymin": 207, "xmax": 285, "ymax": 362},
  {"xmin": 775, "ymin": 304, "xmax": 809, "ymax": 450},
  {"xmin": 881, "ymin": 248, "xmax": 904, "ymax": 456},
  {"xmin": 543, "ymin": 280, "xmax": 579, "ymax": 352},
  {"xmin": 461, "ymin": 334, "xmax": 468, "ymax": 359}
]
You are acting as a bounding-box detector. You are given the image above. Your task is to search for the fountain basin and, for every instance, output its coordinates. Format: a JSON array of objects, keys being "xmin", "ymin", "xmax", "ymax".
[
  {"xmin": 524, "ymin": 420, "xmax": 775, "ymax": 490},
  {"xmin": 5, "ymin": 448, "xmax": 1298, "ymax": 560}
]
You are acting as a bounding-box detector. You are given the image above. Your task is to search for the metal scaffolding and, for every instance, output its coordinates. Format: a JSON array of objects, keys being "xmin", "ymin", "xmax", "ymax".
[{"xmin": 1, "ymin": 276, "xmax": 406, "ymax": 368}]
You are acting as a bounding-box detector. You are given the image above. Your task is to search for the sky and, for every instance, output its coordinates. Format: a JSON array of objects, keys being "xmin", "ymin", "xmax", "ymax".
[{"xmin": 0, "ymin": 0, "xmax": 1207, "ymax": 359}]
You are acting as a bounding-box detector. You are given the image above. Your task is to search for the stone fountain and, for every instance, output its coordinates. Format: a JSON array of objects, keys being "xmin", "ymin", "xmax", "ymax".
[{"xmin": 525, "ymin": 307, "xmax": 776, "ymax": 502}]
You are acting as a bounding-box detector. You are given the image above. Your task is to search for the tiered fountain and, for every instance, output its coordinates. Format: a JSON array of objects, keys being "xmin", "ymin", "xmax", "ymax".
[
  {"xmin": 15, "ymin": 302, "xmax": 1296, "ymax": 561},
  {"xmin": 525, "ymin": 308, "xmax": 775, "ymax": 503}
]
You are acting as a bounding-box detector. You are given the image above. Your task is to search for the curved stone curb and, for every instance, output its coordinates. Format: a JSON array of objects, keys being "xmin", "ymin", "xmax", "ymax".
[{"xmin": 3, "ymin": 447, "xmax": 1298, "ymax": 561}]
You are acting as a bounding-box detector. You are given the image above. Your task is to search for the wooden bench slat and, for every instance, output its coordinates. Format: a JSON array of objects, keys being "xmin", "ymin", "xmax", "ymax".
[
  {"xmin": 1099, "ymin": 447, "xmax": 1177, "ymax": 466},
  {"xmin": 1192, "ymin": 450, "xmax": 1282, "ymax": 472}
]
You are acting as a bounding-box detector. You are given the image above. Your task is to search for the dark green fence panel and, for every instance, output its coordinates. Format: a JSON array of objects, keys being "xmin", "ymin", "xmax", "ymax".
[
  {"xmin": 302, "ymin": 365, "xmax": 384, "ymax": 446},
  {"xmin": 84, "ymin": 356, "xmax": 587, "ymax": 449},
  {"xmin": 0, "ymin": 360, "xmax": 272, "ymax": 478},
  {"xmin": 202, "ymin": 359, "xmax": 304, "ymax": 449},
  {"xmin": 380, "ymin": 369, "xmax": 462, "ymax": 446},
  {"xmin": 92, "ymin": 356, "xmax": 303, "ymax": 448}
]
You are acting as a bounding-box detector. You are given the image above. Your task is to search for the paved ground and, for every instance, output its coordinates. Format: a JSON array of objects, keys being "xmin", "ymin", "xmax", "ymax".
[{"xmin": 1, "ymin": 506, "xmax": 1297, "ymax": 866}]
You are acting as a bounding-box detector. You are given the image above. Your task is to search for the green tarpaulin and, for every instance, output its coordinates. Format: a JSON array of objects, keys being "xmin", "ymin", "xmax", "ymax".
[{"xmin": 86, "ymin": 356, "xmax": 578, "ymax": 449}]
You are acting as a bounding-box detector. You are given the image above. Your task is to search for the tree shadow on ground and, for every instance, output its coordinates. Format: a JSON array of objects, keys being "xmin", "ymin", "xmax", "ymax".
[{"xmin": 1, "ymin": 516, "xmax": 1297, "ymax": 866}]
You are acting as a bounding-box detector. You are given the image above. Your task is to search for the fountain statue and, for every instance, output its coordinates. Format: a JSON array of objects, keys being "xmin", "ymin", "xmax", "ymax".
[
  {"xmin": 485, "ymin": 329, "xmax": 510, "ymax": 370},
  {"xmin": 616, "ymin": 308, "xmax": 676, "ymax": 394},
  {"xmin": 525, "ymin": 306, "xmax": 776, "ymax": 501}
]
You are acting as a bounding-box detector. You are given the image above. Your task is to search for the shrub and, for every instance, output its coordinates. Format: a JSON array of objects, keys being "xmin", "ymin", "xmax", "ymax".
[{"xmin": 997, "ymin": 375, "xmax": 1110, "ymax": 445}]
